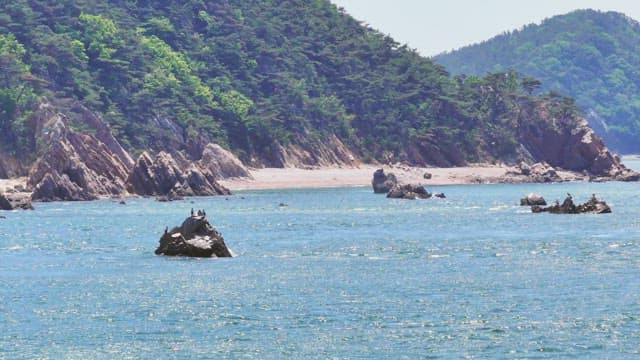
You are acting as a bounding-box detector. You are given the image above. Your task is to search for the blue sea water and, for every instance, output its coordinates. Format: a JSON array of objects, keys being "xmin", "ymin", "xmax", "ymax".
[{"xmin": 2, "ymin": 178, "xmax": 640, "ymax": 358}]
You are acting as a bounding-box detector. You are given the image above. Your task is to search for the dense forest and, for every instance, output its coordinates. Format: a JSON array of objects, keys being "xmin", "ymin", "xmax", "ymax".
[
  {"xmin": 0, "ymin": 0, "xmax": 586, "ymax": 167},
  {"xmin": 435, "ymin": 10, "xmax": 640, "ymax": 154}
]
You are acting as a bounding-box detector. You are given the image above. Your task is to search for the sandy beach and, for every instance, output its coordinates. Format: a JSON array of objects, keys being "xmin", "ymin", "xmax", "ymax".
[{"xmin": 219, "ymin": 164, "xmax": 512, "ymax": 191}]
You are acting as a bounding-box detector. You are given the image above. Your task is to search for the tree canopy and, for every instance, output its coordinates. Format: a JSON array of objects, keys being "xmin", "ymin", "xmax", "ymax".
[
  {"xmin": 0, "ymin": 0, "xmax": 585, "ymax": 166},
  {"xmin": 435, "ymin": 9, "xmax": 640, "ymax": 154}
]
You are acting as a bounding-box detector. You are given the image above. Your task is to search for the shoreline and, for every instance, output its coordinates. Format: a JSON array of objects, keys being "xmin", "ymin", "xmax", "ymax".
[{"xmin": 218, "ymin": 164, "xmax": 520, "ymax": 191}]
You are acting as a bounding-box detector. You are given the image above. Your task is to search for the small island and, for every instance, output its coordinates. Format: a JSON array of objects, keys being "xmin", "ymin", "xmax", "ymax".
[{"xmin": 155, "ymin": 210, "xmax": 233, "ymax": 258}]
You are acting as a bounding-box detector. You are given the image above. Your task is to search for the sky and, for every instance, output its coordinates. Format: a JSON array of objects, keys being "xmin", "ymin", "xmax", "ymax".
[{"xmin": 330, "ymin": 0, "xmax": 640, "ymax": 56}]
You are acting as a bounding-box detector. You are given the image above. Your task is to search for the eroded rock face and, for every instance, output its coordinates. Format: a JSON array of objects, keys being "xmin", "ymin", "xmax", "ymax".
[
  {"xmin": 518, "ymin": 108, "xmax": 638, "ymax": 181},
  {"xmin": 532, "ymin": 194, "xmax": 611, "ymax": 214},
  {"xmin": 520, "ymin": 193, "xmax": 547, "ymax": 206},
  {"xmin": 199, "ymin": 143, "xmax": 252, "ymax": 179},
  {"xmin": 127, "ymin": 152, "xmax": 230, "ymax": 198},
  {"xmin": 27, "ymin": 104, "xmax": 132, "ymax": 201},
  {"xmin": 372, "ymin": 169, "xmax": 398, "ymax": 194},
  {"xmin": 155, "ymin": 212, "xmax": 232, "ymax": 258},
  {"xmin": 387, "ymin": 183, "xmax": 432, "ymax": 200}
]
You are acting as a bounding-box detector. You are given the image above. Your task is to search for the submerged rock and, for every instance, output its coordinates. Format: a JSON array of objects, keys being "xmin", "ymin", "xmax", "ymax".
[
  {"xmin": 155, "ymin": 211, "xmax": 232, "ymax": 258},
  {"xmin": 520, "ymin": 193, "xmax": 547, "ymax": 206},
  {"xmin": 372, "ymin": 169, "xmax": 397, "ymax": 194},
  {"xmin": 532, "ymin": 194, "xmax": 611, "ymax": 214},
  {"xmin": 387, "ymin": 183, "xmax": 432, "ymax": 200}
]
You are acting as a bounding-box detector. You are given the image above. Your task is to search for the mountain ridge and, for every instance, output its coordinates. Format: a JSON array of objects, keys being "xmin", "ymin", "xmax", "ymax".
[
  {"xmin": 435, "ymin": 9, "xmax": 640, "ymax": 153},
  {"xmin": 0, "ymin": 1, "xmax": 634, "ymax": 192}
]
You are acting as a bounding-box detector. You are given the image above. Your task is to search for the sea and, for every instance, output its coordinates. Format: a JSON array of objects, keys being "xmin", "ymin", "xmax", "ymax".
[{"xmin": 2, "ymin": 161, "xmax": 640, "ymax": 359}]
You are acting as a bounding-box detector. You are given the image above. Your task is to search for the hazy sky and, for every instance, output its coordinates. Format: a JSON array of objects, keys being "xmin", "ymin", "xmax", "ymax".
[{"xmin": 330, "ymin": 0, "xmax": 640, "ymax": 56}]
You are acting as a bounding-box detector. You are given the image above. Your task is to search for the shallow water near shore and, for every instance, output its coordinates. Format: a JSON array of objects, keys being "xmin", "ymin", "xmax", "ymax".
[{"xmin": 2, "ymin": 180, "xmax": 640, "ymax": 358}]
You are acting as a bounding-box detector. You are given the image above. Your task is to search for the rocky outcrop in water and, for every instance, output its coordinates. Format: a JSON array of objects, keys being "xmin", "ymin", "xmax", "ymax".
[
  {"xmin": 372, "ymin": 169, "xmax": 398, "ymax": 194},
  {"xmin": 127, "ymin": 151, "xmax": 230, "ymax": 198},
  {"xmin": 520, "ymin": 193, "xmax": 547, "ymax": 206},
  {"xmin": 27, "ymin": 103, "xmax": 132, "ymax": 201},
  {"xmin": 155, "ymin": 211, "xmax": 232, "ymax": 258},
  {"xmin": 387, "ymin": 183, "xmax": 432, "ymax": 200},
  {"xmin": 0, "ymin": 191, "xmax": 33, "ymax": 210},
  {"xmin": 532, "ymin": 194, "xmax": 611, "ymax": 214}
]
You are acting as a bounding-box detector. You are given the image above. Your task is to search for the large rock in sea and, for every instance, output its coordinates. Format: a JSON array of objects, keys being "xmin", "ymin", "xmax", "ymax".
[
  {"xmin": 520, "ymin": 193, "xmax": 547, "ymax": 206},
  {"xmin": 387, "ymin": 183, "xmax": 432, "ymax": 200},
  {"xmin": 372, "ymin": 169, "xmax": 398, "ymax": 193},
  {"xmin": 27, "ymin": 103, "xmax": 132, "ymax": 201},
  {"xmin": 155, "ymin": 212, "xmax": 232, "ymax": 258},
  {"xmin": 127, "ymin": 152, "xmax": 230, "ymax": 198},
  {"xmin": 532, "ymin": 194, "xmax": 611, "ymax": 214}
]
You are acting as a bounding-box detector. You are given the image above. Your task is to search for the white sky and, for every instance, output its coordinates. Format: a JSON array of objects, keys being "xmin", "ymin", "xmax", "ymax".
[{"xmin": 330, "ymin": 0, "xmax": 640, "ymax": 56}]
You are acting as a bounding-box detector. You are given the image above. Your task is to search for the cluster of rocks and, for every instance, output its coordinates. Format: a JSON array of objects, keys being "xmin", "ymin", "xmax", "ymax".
[
  {"xmin": 0, "ymin": 101, "xmax": 251, "ymax": 207},
  {"xmin": 524, "ymin": 193, "xmax": 611, "ymax": 214},
  {"xmin": 508, "ymin": 162, "xmax": 563, "ymax": 183},
  {"xmin": 127, "ymin": 151, "xmax": 230, "ymax": 201},
  {"xmin": 371, "ymin": 169, "xmax": 444, "ymax": 200},
  {"xmin": 155, "ymin": 210, "xmax": 232, "ymax": 258}
]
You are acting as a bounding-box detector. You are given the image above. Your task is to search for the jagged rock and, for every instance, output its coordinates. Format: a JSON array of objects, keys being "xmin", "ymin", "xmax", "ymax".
[
  {"xmin": 0, "ymin": 192, "xmax": 33, "ymax": 210},
  {"xmin": 434, "ymin": 192, "xmax": 446, "ymax": 199},
  {"xmin": 372, "ymin": 169, "xmax": 398, "ymax": 194},
  {"xmin": 520, "ymin": 193, "xmax": 547, "ymax": 206},
  {"xmin": 27, "ymin": 103, "xmax": 132, "ymax": 201},
  {"xmin": 532, "ymin": 194, "xmax": 611, "ymax": 214},
  {"xmin": 155, "ymin": 212, "xmax": 232, "ymax": 258},
  {"xmin": 199, "ymin": 143, "xmax": 252, "ymax": 179},
  {"xmin": 387, "ymin": 183, "xmax": 432, "ymax": 200},
  {"xmin": 423, "ymin": 172, "xmax": 433, "ymax": 180},
  {"xmin": 31, "ymin": 171, "xmax": 96, "ymax": 202},
  {"xmin": 128, "ymin": 151, "xmax": 230, "ymax": 197},
  {"xmin": 517, "ymin": 110, "xmax": 639, "ymax": 181}
]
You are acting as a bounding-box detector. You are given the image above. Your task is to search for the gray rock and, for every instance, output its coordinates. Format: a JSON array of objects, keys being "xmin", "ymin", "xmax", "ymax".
[
  {"xmin": 155, "ymin": 212, "xmax": 232, "ymax": 258},
  {"xmin": 387, "ymin": 184, "xmax": 432, "ymax": 200},
  {"xmin": 520, "ymin": 193, "xmax": 547, "ymax": 206},
  {"xmin": 0, "ymin": 192, "xmax": 34, "ymax": 210},
  {"xmin": 532, "ymin": 194, "xmax": 611, "ymax": 214},
  {"xmin": 372, "ymin": 169, "xmax": 398, "ymax": 194}
]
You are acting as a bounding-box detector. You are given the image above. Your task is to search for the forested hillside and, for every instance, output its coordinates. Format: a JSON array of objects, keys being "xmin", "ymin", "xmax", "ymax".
[
  {"xmin": 0, "ymin": 0, "xmax": 594, "ymax": 167},
  {"xmin": 435, "ymin": 10, "xmax": 640, "ymax": 153}
]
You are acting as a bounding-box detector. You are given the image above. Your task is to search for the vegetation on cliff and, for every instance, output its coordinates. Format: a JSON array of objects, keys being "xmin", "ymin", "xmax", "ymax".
[
  {"xmin": 1, "ymin": 0, "xmax": 590, "ymax": 167},
  {"xmin": 435, "ymin": 9, "xmax": 640, "ymax": 153}
]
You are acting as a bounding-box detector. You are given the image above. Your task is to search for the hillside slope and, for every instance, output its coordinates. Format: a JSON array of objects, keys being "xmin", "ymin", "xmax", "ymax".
[
  {"xmin": 435, "ymin": 9, "xmax": 640, "ymax": 153},
  {"xmin": 0, "ymin": 1, "xmax": 628, "ymax": 174}
]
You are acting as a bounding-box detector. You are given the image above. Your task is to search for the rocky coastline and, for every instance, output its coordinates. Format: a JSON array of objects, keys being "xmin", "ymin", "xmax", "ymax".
[
  {"xmin": 0, "ymin": 101, "xmax": 251, "ymax": 209},
  {"xmin": 0, "ymin": 101, "xmax": 638, "ymax": 209}
]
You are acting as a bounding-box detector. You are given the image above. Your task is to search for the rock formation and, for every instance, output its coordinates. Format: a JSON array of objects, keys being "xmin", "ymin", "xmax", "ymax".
[
  {"xmin": 27, "ymin": 103, "xmax": 132, "ymax": 201},
  {"xmin": 387, "ymin": 184, "xmax": 432, "ymax": 200},
  {"xmin": 372, "ymin": 169, "xmax": 398, "ymax": 194},
  {"xmin": 517, "ymin": 108, "xmax": 638, "ymax": 181},
  {"xmin": 198, "ymin": 143, "xmax": 252, "ymax": 179},
  {"xmin": 532, "ymin": 194, "xmax": 611, "ymax": 214},
  {"xmin": 127, "ymin": 151, "xmax": 230, "ymax": 198},
  {"xmin": 0, "ymin": 191, "xmax": 33, "ymax": 210},
  {"xmin": 520, "ymin": 193, "xmax": 547, "ymax": 206},
  {"xmin": 155, "ymin": 211, "xmax": 232, "ymax": 258}
]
